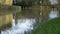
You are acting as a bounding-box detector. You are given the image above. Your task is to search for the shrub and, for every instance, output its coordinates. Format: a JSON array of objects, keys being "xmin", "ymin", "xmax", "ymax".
[{"xmin": 32, "ymin": 17, "xmax": 60, "ymax": 34}]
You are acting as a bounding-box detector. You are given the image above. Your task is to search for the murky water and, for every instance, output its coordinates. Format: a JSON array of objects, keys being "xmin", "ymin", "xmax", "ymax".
[{"xmin": 1, "ymin": 6, "xmax": 59, "ymax": 34}]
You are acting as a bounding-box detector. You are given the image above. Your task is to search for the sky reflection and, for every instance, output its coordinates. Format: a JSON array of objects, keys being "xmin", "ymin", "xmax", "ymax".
[
  {"xmin": 1, "ymin": 19, "xmax": 36, "ymax": 34},
  {"xmin": 49, "ymin": 0, "xmax": 58, "ymax": 5},
  {"xmin": 49, "ymin": 8, "xmax": 59, "ymax": 19}
]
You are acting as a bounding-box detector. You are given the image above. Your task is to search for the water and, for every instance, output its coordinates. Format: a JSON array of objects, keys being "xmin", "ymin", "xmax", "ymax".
[
  {"xmin": 49, "ymin": 8, "xmax": 59, "ymax": 19},
  {"xmin": 1, "ymin": 6, "xmax": 60, "ymax": 34},
  {"xmin": 1, "ymin": 18, "xmax": 36, "ymax": 34},
  {"xmin": 49, "ymin": 0, "xmax": 58, "ymax": 5},
  {"xmin": 1, "ymin": 6, "xmax": 40, "ymax": 34}
]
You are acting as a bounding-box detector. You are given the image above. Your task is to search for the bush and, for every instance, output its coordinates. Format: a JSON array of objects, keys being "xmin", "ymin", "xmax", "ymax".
[{"xmin": 32, "ymin": 17, "xmax": 60, "ymax": 34}]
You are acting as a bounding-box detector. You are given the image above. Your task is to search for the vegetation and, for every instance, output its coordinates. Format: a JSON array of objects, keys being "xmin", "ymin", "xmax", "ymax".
[
  {"xmin": 13, "ymin": 1, "xmax": 33, "ymax": 7},
  {"xmin": 32, "ymin": 17, "xmax": 60, "ymax": 34}
]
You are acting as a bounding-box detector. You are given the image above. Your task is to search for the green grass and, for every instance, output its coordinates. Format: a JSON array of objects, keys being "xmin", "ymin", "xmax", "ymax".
[{"xmin": 32, "ymin": 17, "xmax": 60, "ymax": 34}]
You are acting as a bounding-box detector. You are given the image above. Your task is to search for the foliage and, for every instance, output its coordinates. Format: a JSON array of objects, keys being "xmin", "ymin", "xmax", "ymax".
[{"xmin": 32, "ymin": 17, "xmax": 60, "ymax": 34}]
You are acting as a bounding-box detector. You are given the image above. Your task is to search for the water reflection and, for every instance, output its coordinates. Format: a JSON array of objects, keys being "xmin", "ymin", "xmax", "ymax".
[
  {"xmin": 1, "ymin": 6, "xmax": 60, "ymax": 34},
  {"xmin": 1, "ymin": 18, "xmax": 36, "ymax": 34},
  {"xmin": 49, "ymin": 0, "xmax": 58, "ymax": 5},
  {"xmin": 49, "ymin": 8, "xmax": 59, "ymax": 19}
]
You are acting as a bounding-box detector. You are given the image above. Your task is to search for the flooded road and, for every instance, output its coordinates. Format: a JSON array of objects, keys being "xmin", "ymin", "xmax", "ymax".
[{"xmin": 1, "ymin": 6, "xmax": 60, "ymax": 34}]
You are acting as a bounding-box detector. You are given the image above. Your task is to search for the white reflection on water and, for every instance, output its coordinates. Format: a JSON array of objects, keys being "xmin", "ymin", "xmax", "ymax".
[
  {"xmin": 1, "ymin": 19, "xmax": 36, "ymax": 34},
  {"xmin": 49, "ymin": 8, "xmax": 59, "ymax": 19},
  {"xmin": 49, "ymin": 0, "xmax": 58, "ymax": 5}
]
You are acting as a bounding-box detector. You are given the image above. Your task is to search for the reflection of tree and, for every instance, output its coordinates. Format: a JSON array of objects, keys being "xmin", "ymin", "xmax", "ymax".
[
  {"xmin": 13, "ymin": 0, "xmax": 33, "ymax": 8},
  {"xmin": 39, "ymin": 0, "xmax": 50, "ymax": 5}
]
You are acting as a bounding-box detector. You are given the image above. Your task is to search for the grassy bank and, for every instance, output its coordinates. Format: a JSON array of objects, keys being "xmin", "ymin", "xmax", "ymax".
[{"xmin": 32, "ymin": 17, "xmax": 60, "ymax": 34}]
